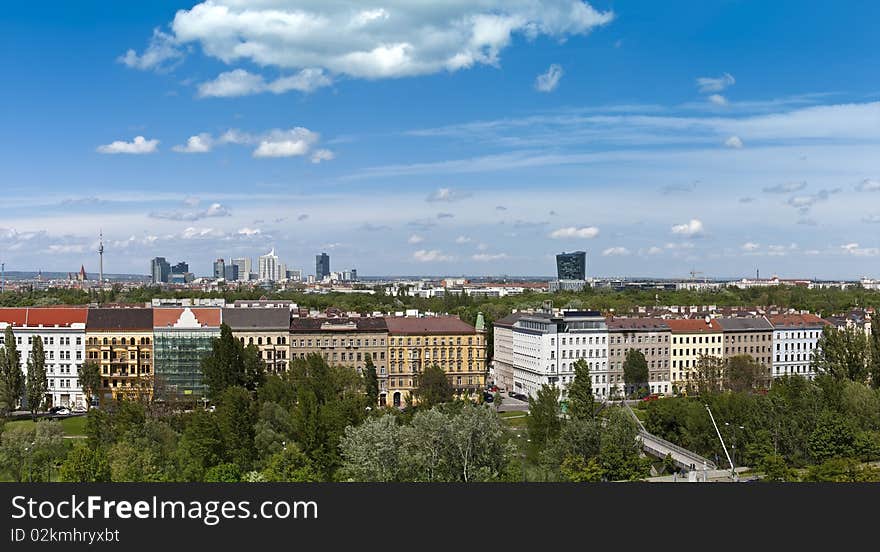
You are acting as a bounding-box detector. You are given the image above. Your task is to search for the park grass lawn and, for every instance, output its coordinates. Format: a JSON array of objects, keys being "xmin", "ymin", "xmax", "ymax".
[
  {"xmin": 499, "ymin": 411, "xmax": 529, "ymax": 429},
  {"xmin": 4, "ymin": 415, "xmax": 87, "ymax": 437}
]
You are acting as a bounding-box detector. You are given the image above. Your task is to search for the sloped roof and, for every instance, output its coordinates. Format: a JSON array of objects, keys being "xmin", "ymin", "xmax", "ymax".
[
  {"xmin": 768, "ymin": 314, "xmax": 829, "ymax": 329},
  {"xmin": 289, "ymin": 317, "xmax": 388, "ymax": 333},
  {"xmin": 0, "ymin": 307, "xmax": 88, "ymax": 327},
  {"xmin": 716, "ymin": 317, "xmax": 773, "ymax": 331},
  {"xmin": 493, "ymin": 312, "xmax": 529, "ymax": 328},
  {"xmin": 222, "ymin": 308, "xmax": 291, "ymax": 330},
  {"xmin": 665, "ymin": 318, "xmax": 723, "ymax": 333},
  {"xmin": 87, "ymin": 308, "xmax": 154, "ymax": 331},
  {"xmin": 153, "ymin": 307, "xmax": 221, "ymax": 328},
  {"xmin": 384, "ymin": 316, "xmax": 476, "ymax": 335},
  {"xmin": 606, "ymin": 317, "xmax": 670, "ymax": 331}
]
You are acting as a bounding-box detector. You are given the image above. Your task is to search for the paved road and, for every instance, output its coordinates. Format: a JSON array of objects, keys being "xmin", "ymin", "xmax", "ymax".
[{"xmin": 492, "ymin": 393, "xmax": 529, "ymax": 412}]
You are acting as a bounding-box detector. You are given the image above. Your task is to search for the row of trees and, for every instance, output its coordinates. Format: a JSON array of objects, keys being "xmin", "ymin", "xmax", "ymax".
[{"xmin": 1, "ymin": 326, "xmax": 54, "ymax": 420}]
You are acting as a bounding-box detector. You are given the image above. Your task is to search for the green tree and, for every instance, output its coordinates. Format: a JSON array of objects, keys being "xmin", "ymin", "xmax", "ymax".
[
  {"xmin": 59, "ymin": 442, "xmax": 111, "ymax": 482},
  {"xmin": 176, "ymin": 410, "xmax": 224, "ymax": 481},
  {"xmin": 812, "ymin": 325, "xmax": 870, "ymax": 383},
  {"xmin": 623, "ymin": 349, "xmax": 649, "ymax": 397},
  {"xmin": 77, "ymin": 361, "xmax": 102, "ymax": 409},
  {"xmin": 0, "ymin": 421, "xmax": 65, "ymax": 482},
  {"xmin": 870, "ymin": 318, "xmax": 880, "ymax": 388},
  {"xmin": 363, "ymin": 355, "xmax": 379, "ymax": 407},
  {"xmin": 26, "ymin": 335, "xmax": 48, "ymax": 420},
  {"xmin": 204, "ymin": 463, "xmax": 242, "ymax": 482},
  {"xmin": 560, "ymin": 455, "xmax": 604, "ymax": 482},
  {"xmin": 808, "ymin": 411, "xmax": 856, "ymax": 462},
  {"xmin": 758, "ymin": 454, "xmax": 796, "ymax": 482},
  {"xmin": 0, "ymin": 326, "xmax": 24, "ymax": 413},
  {"xmin": 253, "ymin": 401, "xmax": 295, "ymax": 463},
  {"xmin": 262, "ymin": 444, "xmax": 320, "ymax": 482},
  {"xmin": 339, "ymin": 414, "xmax": 404, "ymax": 482},
  {"xmin": 201, "ymin": 324, "xmax": 266, "ymax": 399},
  {"xmin": 414, "ymin": 364, "xmax": 454, "ymax": 408},
  {"xmin": 694, "ymin": 355, "xmax": 724, "ymax": 395},
  {"xmin": 527, "ymin": 385, "xmax": 562, "ymax": 449},
  {"xmin": 599, "ymin": 407, "xmax": 652, "ymax": 481},
  {"xmin": 216, "ymin": 386, "xmax": 257, "ymax": 471},
  {"xmin": 444, "ymin": 405, "xmax": 513, "ymax": 482},
  {"xmin": 567, "ymin": 359, "xmax": 595, "ymax": 420},
  {"xmin": 724, "ymin": 355, "xmax": 763, "ymax": 393}
]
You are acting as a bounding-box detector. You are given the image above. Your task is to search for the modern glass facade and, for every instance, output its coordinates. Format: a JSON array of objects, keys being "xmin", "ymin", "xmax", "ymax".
[
  {"xmin": 153, "ymin": 328, "xmax": 218, "ymax": 398},
  {"xmin": 556, "ymin": 251, "xmax": 586, "ymax": 280},
  {"xmin": 315, "ymin": 252, "xmax": 330, "ymax": 280}
]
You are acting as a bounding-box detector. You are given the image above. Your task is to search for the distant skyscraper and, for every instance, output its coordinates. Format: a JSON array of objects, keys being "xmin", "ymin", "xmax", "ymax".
[
  {"xmin": 172, "ymin": 261, "xmax": 189, "ymax": 274},
  {"xmin": 224, "ymin": 264, "xmax": 239, "ymax": 281},
  {"xmin": 556, "ymin": 251, "xmax": 587, "ymax": 280},
  {"xmin": 316, "ymin": 252, "xmax": 330, "ymax": 280},
  {"xmin": 350, "ymin": 268, "xmax": 357, "ymax": 282},
  {"xmin": 286, "ymin": 269, "xmax": 302, "ymax": 281},
  {"xmin": 213, "ymin": 258, "xmax": 226, "ymax": 279},
  {"xmin": 259, "ymin": 249, "xmax": 281, "ymax": 281},
  {"xmin": 151, "ymin": 257, "xmax": 171, "ymax": 284},
  {"xmin": 231, "ymin": 258, "xmax": 252, "ymax": 281}
]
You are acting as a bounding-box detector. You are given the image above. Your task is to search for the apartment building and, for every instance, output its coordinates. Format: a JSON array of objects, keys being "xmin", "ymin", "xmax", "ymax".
[
  {"xmin": 289, "ymin": 317, "xmax": 389, "ymax": 402},
  {"xmin": 607, "ymin": 317, "xmax": 671, "ymax": 396},
  {"xmin": 0, "ymin": 308, "xmax": 88, "ymax": 410},
  {"xmin": 86, "ymin": 308, "xmax": 154, "ymax": 404},
  {"xmin": 768, "ymin": 314, "xmax": 829, "ymax": 379},
  {"xmin": 490, "ymin": 312, "xmax": 526, "ymax": 392},
  {"xmin": 222, "ymin": 308, "xmax": 291, "ymax": 373},
  {"xmin": 153, "ymin": 307, "xmax": 221, "ymax": 399},
  {"xmin": 717, "ymin": 317, "xmax": 773, "ymax": 385},
  {"xmin": 386, "ymin": 316, "xmax": 486, "ymax": 407},
  {"xmin": 667, "ymin": 317, "xmax": 724, "ymax": 391}
]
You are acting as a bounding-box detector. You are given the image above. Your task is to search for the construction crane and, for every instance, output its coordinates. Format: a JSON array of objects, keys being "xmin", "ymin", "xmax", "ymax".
[{"xmin": 689, "ymin": 269, "xmax": 704, "ymax": 282}]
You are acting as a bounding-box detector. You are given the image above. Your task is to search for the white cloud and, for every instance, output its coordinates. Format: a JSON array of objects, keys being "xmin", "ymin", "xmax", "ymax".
[
  {"xmin": 724, "ymin": 135, "xmax": 743, "ymax": 149},
  {"xmin": 535, "ymin": 64, "xmax": 563, "ymax": 92},
  {"xmin": 180, "ymin": 227, "xmax": 225, "ymax": 240},
  {"xmin": 172, "ymin": 133, "xmax": 213, "ymax": 153},
  {"xmin": 197, "ymin": 68, "xmax": 332, "ymax": 98},
  {"xmin": 602, "ymin": 246, "xmax": 630, "ymax": 256},
  {"xmin": 118, "ymin": 28, "xmax": 183, "ymax": 72},
  {"xmin": 741, "ymin": 242, "xmax": 760, "ymax": 252},
  {"xmin": 413, "ymin": 249, "xmax": 453, "ymax": 262},
  {"xmin": 472, "ymin": 253, "xmax": 508, "ymax": 261},
  {"xmin": 145, "ymin": 1, "xmax": 613, "ymax": 95},
  {"xmin": 149, "ymin": 201, "xmax": 231, "ymax": 221},
  {"xmin": 237, "ymin": 227, "xmax": 262, "ymax": 237},
  {"xmin": 408, "ymin": 234, "xmax": 424, "ymax": 244},
  {"xmin": 671, "ymin": 219, "xmax": 704, "ymax": 237},
  {"xmin": 253, "ymin": 128, "xmax": 320, "ymax": 158},
  {"xmin": 96, "ymin": 136, "xmax": 159, "ymax": 154},
  {"xmin": 549, "ymin": 226, "xmax": 600, "ymax": 239},
  {"xmin": 310, "ymin": 149, "xmax": 335, "ymax": 163},
  {"xmin": 46, "ymin": 244, "xmax": 86, "ymax": 254},
  {"xmin": 427, "ymin": 187, "xmax": 472, "ymax": 202},
  {"xmin": 856, "ymin": 178, "xmax": 880, "ymax": 192},
  {"xmin": 708, "ymin": 94, "xmax": 728, "ymax": 106},
  {"xmin": 696, "ymin": 72, "xmax": 735, "ymax": 93},
  {"xmin": 786, "ymin": 188, "xmax": 840, "ymax": 213},
  {"xmin": 841, "ymin": 243, "xmax": 880, "ymax": 257},
  {"xmin": 455, "ymin": 236, "xmax": 472, "ymax": 244},
  {"xmin": 644, "ymin": 246, "xmax": 664, "ymax": 255},
  {"xmin": 764, "ymin": 182, "xmax": 807, "ymax": 194}
]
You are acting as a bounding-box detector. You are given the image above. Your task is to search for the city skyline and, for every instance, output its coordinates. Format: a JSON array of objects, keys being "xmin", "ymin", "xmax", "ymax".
[{"xmin": 3, "ymin": 2, "xmax": 880, "ymax": 279}]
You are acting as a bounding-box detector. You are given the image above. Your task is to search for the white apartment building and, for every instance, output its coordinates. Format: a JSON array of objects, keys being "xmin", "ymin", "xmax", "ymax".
[
  {"xmin": 768, "ymin": 314, "xmax": 828, "ymax": 379},
  {"xmin": 258, "ymin": 249, "xmax": 286, "ymax": 281},
  {"xmin": 508, "ymin": 310, "xmax": 609, "ymax": 400},
  {"xmin": 0, "ymin": 308, "xmax": 88, "ymax": 410}
]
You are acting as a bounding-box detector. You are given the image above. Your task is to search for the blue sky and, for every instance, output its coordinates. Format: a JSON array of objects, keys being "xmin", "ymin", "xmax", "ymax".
[{"xmin": 2, "ymin": 0, "xmax": 879, "ymax": 279}]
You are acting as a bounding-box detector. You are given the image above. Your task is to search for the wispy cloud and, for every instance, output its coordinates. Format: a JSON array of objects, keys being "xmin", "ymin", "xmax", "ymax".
[
  {"xmin": 535, "ymin": 64, "xmax": 563, "ymax": 92},
  {"xmin": 696, "ymin": 72, "xmax": 735, "ymax": 93},
  {"xmin": 549, "ymin": 226, "xmax": 599, "ymax": 239},
  {"xmin": 413, "ymin": 250, "xmax": 453, "ymax": 262}
]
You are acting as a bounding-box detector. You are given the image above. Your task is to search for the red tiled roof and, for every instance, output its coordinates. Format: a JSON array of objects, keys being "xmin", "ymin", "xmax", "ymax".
[
  {"xmin": 153, "ymin": 307, "xmax": 221, "ymax": 328},
  {"xmin": 0, "ymin": 307, "xmax": 87, "ymax": 327},
  {"xmin": 768, "ymin": 314, "xmax": 829, "ymax": 328},
  {"xmin": 384, "ymin": 316, "xmax": 476, "ymax": 335},
  {"xmin": 665, "ymin": 318, "xmax": 723, "ymax": 333}
]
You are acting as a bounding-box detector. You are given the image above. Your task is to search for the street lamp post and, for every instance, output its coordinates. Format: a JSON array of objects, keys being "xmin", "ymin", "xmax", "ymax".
[{"xmin": 705, "ymin": 405, "xmax": 737, "ymax": 481}]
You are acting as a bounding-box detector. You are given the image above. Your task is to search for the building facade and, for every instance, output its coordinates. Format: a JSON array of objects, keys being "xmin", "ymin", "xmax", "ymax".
[
  {"xmin": 213, "ymin": 258, "xmax": 226, "ymax": 280},
  {"xmin": 153, "ymin": 307, "xmax": 221, "ymax": 399},
  {"xmin": 385, "ymin": 316, "xmax": 486, "ymax": 407},
  {"xmin": 315, "ymin": 252, "xmax": 330, "ymax": 281},
  {"xmin": 607, "ymin": 317, "xmax": 671, "ymax": 397},
  {"xmin": 151, "ymin": 257, "xmax": 170, "ymax": 284},
  {"xmin": 769, "ymin": 314, "xmax": 828, "ymax": 379},
  {"xmin": 231, "ymin": 258, "xmax": 252, "ymax": 281},
  {"xmin": 222, "ymin": 308, "xmax": 291, "ymax": 373},
  {"xmin": 86, "ymin": 308, "xmax": 154, "ymax": 404},
  {"xmin": 718, "ymin": 317, "xmax": 773, "ymax": 385},
  {"xmin": 556, "ymin": 251, "xmax": 586, "ymax": 280},
  {"xmin": 490, "ymin": 312, "xmax": 525, "ymax": 392},
  {"xmin": 289, "ymin": 317, "xmax": 389, "ymax": 402},
  {"xmin": 666, "ymin": 318, "xmax": 724, "ymax": 391},
  {"xmin": 0, "ymin": 308, "xmax": 88, "ymax": 410}
]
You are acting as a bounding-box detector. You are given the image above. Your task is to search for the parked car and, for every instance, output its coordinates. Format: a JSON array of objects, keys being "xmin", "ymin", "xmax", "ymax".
[
  {"xmin": 641, "ymin": 394, "xmax": 660, "ymax": 402},
  {"xmin": 508, "ymin": 390, "xmax": 517, "ymax": 397},
  {"xmin": 483, "ymin": 392, "xmax": 494, "ymax": 403},
  {"xmin": 53, "ymin": 407, "xmax": 71, "ymax": 416},
  {"xmin": 514, "ymin": 393, "xmax": 529, "ymax": 402}
]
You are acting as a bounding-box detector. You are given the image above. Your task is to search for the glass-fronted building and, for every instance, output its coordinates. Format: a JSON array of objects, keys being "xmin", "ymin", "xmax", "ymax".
[
  {"xmin": 153, "ymin": 308, "xmax": 221, "ymax": 398},
  {"xmin": 556, "ymin": 251, "xmax": 586, "ymax": 280}
]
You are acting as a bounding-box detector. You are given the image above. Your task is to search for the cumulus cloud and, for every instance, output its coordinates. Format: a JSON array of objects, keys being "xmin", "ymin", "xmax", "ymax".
[
  {"xmin": 149, "ymin": 200, "xmax": 231, "ymax": 221},
  {"xmin": 549, "ymin": 226, "xmax": 600, "ymax": 239},
  {"xmin": 96, "ymin": 136, "xmax": 159, "ymax": 154},
  {"xmin": 602, "ymin": 246, "xmax": 630, "ymax": 256},
  {"xmin": 172, "ymin": 133, "xmax": 213, "ymax": 153},
  {"xmin": 408, "ymin": 234, "xmax": 424, "ymax": 244},
  {"xmin": 671, "ymin": 219, "xmax": 704, "ymax": 237},
  {"xmin": 426, "ymin": 187, "xmax": 472, "ymax": 202},
  {"xmin": 310, "ymin": 149, "xmax": 335, "ymax": 163},
  {"xmin": 150, "ymin": 1, "xmax": 613, "ymax": 94},
  {"xmin": 535, "ymin": 64, "xmax": 563, "ymax": 92},
  {"xmin": 253, "ymin": 128, "xmax": 321, "ymax": 158},
  {"xmin": 724, "ymin": 135, "xmax": 743, "ymax": 149},
  {"xmin": 472, "ymin": 253, "xmax": 509, "ymax": 261},
  {"xmin": 197, "ymin": 68, "xmax": 332, "ymax": 98},
  {"xmin": 696, "ymin": 72, "xmax": 735, "ymax": 93},
  {"xmin": 118, "ymin": 28, "xmax": 183, "ymax": 72},
  {"xmin": 856, "ymin": 178, "xmax": 880, "ymax": 192},
  {"xmin": 763, "ymin": 182, "xmax": 807, "ymax": 194},
  {"xmin": 413, "ymin": 249, "xmax": 453, "ymax": 262}
]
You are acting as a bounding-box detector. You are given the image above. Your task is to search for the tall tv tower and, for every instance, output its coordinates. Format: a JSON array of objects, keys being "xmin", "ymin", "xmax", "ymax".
[{"xmin": 98, "ymin": 230, "xmax": 104, "ymax": 285}]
